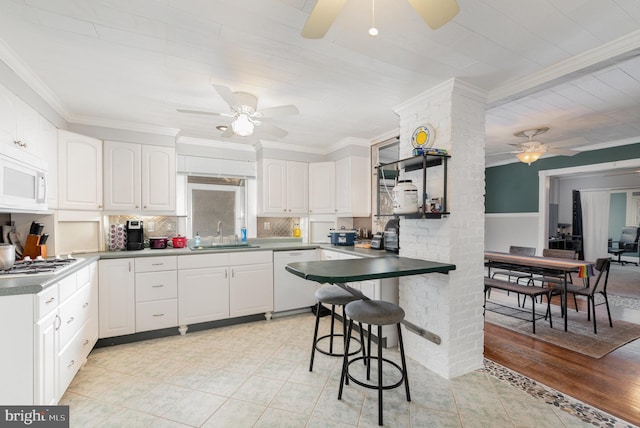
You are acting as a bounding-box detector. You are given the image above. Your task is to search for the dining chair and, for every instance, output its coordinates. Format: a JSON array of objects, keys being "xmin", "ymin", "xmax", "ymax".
[
  {"xmin": 549, "ymin": 258, "xmax": 612, "ymax": 334},
  {"xmin": 490, "ymin": 245, "xmax": 536, "ymax": 306},
  {"xmin": 523, "ymin": 248, "xmax": 579, "ymax": 308}
]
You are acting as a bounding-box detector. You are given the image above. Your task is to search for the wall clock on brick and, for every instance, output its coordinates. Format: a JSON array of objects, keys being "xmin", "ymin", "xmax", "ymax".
[{"xmin": 411, "ymin": 124, "xmax": 436, "ymax": 149}]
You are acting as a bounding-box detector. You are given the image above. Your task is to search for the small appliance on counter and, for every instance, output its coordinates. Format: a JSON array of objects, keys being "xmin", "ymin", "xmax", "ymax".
[
  {"xmin": 383, "ymin": 218, "xmax": 400, "ymax": 253},
  {"xmin": 328, "ymin": 227, "xmax": 358, "ymax": 246},
  {"xmin": 126, "ymin": 220, "xmax": 144, "ymax": 251},
  {"xmin": 149, "ymin": 237, "xmax": 168, "ymax": 249},
  {"xmin": 172, "ymin": 235, "xmax": 187, "ymax": 248},
  {"xmin": 370, "ymin": 233, "xmax": 385, "ymax": 250}
]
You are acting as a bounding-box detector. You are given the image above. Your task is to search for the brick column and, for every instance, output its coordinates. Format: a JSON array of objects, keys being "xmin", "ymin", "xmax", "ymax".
[{"xmin": 392, "ymin": 78, "xmax": 486, "ymax": 378}]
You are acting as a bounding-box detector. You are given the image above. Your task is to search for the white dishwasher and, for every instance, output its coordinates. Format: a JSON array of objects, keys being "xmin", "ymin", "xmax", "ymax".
[{"xmin": 273, "ymin": 249, "xmax": 319, "ymax": 312}]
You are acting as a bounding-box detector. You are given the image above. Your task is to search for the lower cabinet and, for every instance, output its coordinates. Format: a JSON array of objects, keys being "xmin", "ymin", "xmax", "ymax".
[
  {"xmin": 0, "ymin": 261, "xmax": 98, "ymax": 405},
  {"xmin": 273, "ymin": 249, "xmax": 319, "ymax": 312},
  {"xmin": 178, "ymin": 266, "xmax": 229, "ymax": 325},
  {"xmin": 135, "ymin": 256, "xmax": 178, "ymax": 332},
  {"xmin": 229, "ymin": 251, "xmax": 273, "ymax": 318},
  {"xmin": 99, "ymin": 258, "xmax": 135, "ymax": 338}
]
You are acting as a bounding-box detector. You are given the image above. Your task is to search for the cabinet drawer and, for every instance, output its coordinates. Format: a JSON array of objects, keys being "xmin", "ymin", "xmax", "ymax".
[
  {"xmin": 58, "ymin": 285, "xmax": 92, "ymax": 348},
  {"xmin": 76, "ymin": 265, "xmax": 90, "ymax": 288},
  {"xmin": 58, "ymin": 328, "xmax": 86, "ymax": 395},
  {"xmin": 58, "ymin": 273, "xmax": 77, "ymax": 302},
  {"xmin": 178, "ymin": 253, "xmax": 228, "ymax": 269},
  {"xmin": 36, "ymin": 285, "xmax": 59, "ymax": 320},
  {"xmin": 229, "ymin": 250, "xmax": 272, "ymax": 265},
  {"xmin": 135, "ymin": 256, "xmax": 177, "ymax": 272},
  {"xmin": 135, "ymin": 271, "xmax": 178, "ymax": 302},
  {"xmin": 136, "ymin": 299, "xmax": 178, "ymax": 332}
]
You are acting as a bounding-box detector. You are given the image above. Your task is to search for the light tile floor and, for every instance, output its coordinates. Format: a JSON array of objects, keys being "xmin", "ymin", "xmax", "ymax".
[{"xmin": 62, "ymin": 313, "xmax": 633, "ymax": 427}]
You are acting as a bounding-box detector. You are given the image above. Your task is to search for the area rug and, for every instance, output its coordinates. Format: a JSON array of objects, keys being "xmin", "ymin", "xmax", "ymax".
[{"xmin": 484, "ymin": 294, "xmax": 640, "ymax": 359}]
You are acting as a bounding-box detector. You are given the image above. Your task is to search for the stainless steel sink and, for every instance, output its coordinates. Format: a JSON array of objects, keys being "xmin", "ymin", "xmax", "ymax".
[{"xmin": 188, "ymin": 244, "xmax": 260, "ymax": 251}]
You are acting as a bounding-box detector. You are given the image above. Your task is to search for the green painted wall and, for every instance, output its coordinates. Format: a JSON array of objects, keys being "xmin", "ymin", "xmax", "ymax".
[
  {"xmin": 485, "ymin": 143, "xmax": 640, "ymax": 213},
  {"xmin": 609, "ymin": 193, "xmax": 627, "ymax": 240}
]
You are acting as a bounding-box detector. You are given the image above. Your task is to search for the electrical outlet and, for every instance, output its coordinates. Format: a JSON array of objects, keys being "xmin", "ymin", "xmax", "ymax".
[
  {"xmin": 147, "ymin": 221, "xmax": 155, "ymax": 232},
  {"xmin": 264, "ymin": 222, "xmax": 270, "ymax": 230}
]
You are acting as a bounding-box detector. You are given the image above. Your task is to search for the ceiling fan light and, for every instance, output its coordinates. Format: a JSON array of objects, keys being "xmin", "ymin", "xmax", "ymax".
[
  {"xmin": 369, "ymin": 26, "xmax": 378, "ymax": 36},
  {"xmin": 516, "ymin": 149, "xmax": 544, "ymax": 165},
  {"xmin": 232, "ymin": 113, "xmax": 254, "ymax": 136}
]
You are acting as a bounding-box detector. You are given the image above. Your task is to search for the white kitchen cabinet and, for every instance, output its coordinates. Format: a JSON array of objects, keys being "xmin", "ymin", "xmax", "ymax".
[
  {"xmin": 335, "ymin": 156, "xmax": 371, "ymax": 216},
  {"xmin": 99, "ymin": 258, "xmax": 135, "ymax": 338},
  {"xmin": 229, "ymin": 251, "xmax": 274, "ymax": 318},
  {"xmin": 58, "ymin": 130, "xmax": 103, "ymax": 210},
  {"xmin": 135, "ymin": 256, "xmax": 178, "ymax": 332},
  {"xmin": 35, "ymin": 308, "xmax": 59, "ymax": 406},
  {"xmin": 0, "ymin": 84, "xmax": 16, "ymax": 147},
  {"xmin": 178, "ymin": 253, "xmax": 230, "ymax": 330},
  {"xmin": 308, "ymin": 161, "xmax": 336, "ymax": 214},
  {"xmin": 0, "ymin": 262, "xmax": 98, "ymax": 406},
  {"xmin": 103, "ymin": 141, "xmax": 176, "ymax": 213},
  {"xmin": 259, "ymin": 158, "xmax": 308, "ymax": 215},
  {"xmin": 273, "ymin": 249, "xmax": 319, "ymax": 312}
]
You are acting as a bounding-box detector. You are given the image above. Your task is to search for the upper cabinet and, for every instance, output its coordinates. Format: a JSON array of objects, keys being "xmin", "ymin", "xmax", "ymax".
[
  {"xmin": 58, "ymin": 130, "xmax": 103, "ymax": 211},
  {"xmin": 258, "ymin": 159, "xmax": 308, "ymax": 216},
  {"xmin": 308, "ymin": 161, "xmax": 335, "ymax": 214},
  {"xmin": 335, "ymin": 156, "xmax": 371, "ymax": 217},
  {"xmin": 104, "ymin": 141, "xmax": 175, "ymax": 213}
]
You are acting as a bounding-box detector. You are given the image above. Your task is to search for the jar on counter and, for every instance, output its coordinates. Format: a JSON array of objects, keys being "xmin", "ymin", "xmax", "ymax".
[{"xmin": 293, "ymin": 224, "xmax": 301, "ymax": 237}]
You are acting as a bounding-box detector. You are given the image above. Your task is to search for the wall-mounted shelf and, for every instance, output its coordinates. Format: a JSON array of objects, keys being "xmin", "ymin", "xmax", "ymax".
[{"xmin": 375, "ymin": 153, "xmax": 450, "ymax": 219}]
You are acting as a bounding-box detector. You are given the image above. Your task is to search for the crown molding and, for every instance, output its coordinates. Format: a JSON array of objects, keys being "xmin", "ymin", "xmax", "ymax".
[
  {"xmin": 0, "ymin": 39, "xmax": 71, "ymax": 118},
  {"xmin": 257, "ymin": 140, "xmax": 327, "ymax": 155},
  {"xmin": 488, "ymin": 29, "xmax": 640, "ymax": 107}
]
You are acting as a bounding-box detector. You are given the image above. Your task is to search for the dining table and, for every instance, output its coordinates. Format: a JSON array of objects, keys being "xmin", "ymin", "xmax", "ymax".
[
  {"xmin": 285, "ymin": 256, "xmax": 456, "ymax": 345},
  {"xmin": 484, "ymin": 250, "xmax": 595, "ymax": 331}
]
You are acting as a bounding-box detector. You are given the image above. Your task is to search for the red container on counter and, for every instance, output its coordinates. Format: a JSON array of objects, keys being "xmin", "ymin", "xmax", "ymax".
[{"xmin": 171, "ymin": 235, "xmax": 187, "ymax": 248}]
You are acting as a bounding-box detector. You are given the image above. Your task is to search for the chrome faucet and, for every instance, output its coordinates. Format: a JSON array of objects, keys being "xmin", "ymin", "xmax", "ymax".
[{"xmin": 217, "ymin": 221, "xmax": 223, "ymax": 241}]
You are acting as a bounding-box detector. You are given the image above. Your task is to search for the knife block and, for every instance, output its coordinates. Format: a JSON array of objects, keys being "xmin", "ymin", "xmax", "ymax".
[{"xmin": 23, "ymin": 235, "xmax": 47, "ymax": 259}]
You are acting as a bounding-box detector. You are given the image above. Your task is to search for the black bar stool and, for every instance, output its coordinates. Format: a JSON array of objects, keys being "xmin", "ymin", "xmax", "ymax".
[
  {"xmin": 309, "ymin": 285, "xmax": 365, "ymax": 371},
  {"xmin": 339, "ymin": 299, "xmax": 410, "ymax": 426}
]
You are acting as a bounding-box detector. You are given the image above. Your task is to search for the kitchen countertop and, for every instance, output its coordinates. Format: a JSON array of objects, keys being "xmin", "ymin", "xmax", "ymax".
[{"xmin": 0, "ymin": 239, "xmax": 392, "ymax": 296}]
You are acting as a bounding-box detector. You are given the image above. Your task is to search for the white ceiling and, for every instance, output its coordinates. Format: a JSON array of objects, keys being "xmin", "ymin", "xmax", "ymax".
[{"xmin": 1, "ymin": 0, "xmax": 640, "ymax": 166}]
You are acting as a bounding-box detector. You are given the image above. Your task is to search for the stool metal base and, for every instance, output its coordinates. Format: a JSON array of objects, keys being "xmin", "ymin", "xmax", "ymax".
[
  {"xmin": 309, "ymin": 302, "xmax": 366, "ymax": 372},
  {"xmin": 339, "ymin": 321, "xmax": 410, "ymax": 426}
]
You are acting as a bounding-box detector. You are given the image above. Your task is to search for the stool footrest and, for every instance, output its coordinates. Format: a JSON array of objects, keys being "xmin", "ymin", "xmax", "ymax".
[
  {"xmin": 346, "ymin": 356, "xmax": 406, "ymax": 391},
  {"xmin": 314, "ymin": 334, "xmax": 362, "ymax": 357}
]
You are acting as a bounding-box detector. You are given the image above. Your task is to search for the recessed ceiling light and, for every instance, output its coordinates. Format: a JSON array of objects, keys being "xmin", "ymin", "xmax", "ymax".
[{"xmin": 216, "ymin": 125, "xmax": 228, "ymax": 131}]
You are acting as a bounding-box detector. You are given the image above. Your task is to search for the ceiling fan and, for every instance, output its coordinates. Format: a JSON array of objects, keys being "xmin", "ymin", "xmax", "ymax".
[
  {"xmin": 177, "ymin": 84, "xmax": 299, "ymax": 138},
  {"xmin": 301, "ymin": 0, "xmax": 460, "ymax": 39},
  {"xmin": 496, "ymin": 127, "xmax": 581, "ymax": 165}
]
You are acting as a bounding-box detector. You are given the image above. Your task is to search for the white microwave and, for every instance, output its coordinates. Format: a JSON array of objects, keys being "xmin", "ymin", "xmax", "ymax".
[{"xmin": 0, "ymin": 144, "xmax": 48, "ymax": 212}]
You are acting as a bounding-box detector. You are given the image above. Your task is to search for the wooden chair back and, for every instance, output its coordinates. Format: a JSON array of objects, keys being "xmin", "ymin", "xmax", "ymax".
[{"xmin": 542, "ymin": 248, "xmax": 578, "ymax": 260}]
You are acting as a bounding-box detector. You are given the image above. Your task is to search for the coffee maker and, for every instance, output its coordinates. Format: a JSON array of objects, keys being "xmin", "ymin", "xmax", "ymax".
[{"xmin": 126, "ymin": 220, "xmax": 144, "ymax": 251}]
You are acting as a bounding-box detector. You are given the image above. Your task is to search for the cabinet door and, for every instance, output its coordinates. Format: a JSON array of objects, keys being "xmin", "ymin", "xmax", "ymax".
[
  {"xmin": 286, "ymin": 161, "xmax": 308, "ymax": 214},
  {"xmin": 178, "ymin": 267, "xmax": 229, "ymax": 325},
  {"xmin": 104, "ymin": 141, "xmax": 141, "ymax": 211},
  {"xmin": 0, "ymin": 84, "xmax": 17, "ymax": 146},
  {"xmin": 308, "ymin": 162, "xmax": 335, "ymax": 213},
  {"xmin": 142, "ymin": 145, "xmax": 176, "ymax": 212},
  {"xmin": 229, "ymin": 263, "xmax": 273, "ymax": 317},
  {"xmin": 261, "ymin": 159, "xmax": 287, "ymax": 214},
  {"xmin": 98, "ymin": 259, "xmax": 135, "ymax": 338},
  {"xmin": 58, "ymin": 130, "xmax": 103, "ymax": 210},
  {"xmin": 336, "ymin": 156, "xmax": 370, "ymax": 216},
  {"xmin": 35, "ymin": 309, "xmax": 59, "ymax": 405}
]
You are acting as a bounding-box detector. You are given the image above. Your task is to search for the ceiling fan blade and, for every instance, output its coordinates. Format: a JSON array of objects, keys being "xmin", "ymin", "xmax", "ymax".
[
  {"xmin": 177, "ymin": 108, "xmax": 226, "ymax": 117},
  {"xmin": 407, "ymin": 0, "xmax": 460, "ymax": 30},
  {"xmin": 301, "ymin": 0, "xmax": 348, "ymax": 39},
  {"xmin": 546, "ymin": 148, "xmax": 579, "ymax": 156},
  {"xmin": 257, "ymin": 104, "xmax": 299, "ymax": 118},
  {"xmin": 258, "ymin": 122, "xmax": 288, "ymax": 138},
  {"xmin": 212, "ymin": 84, "xmax": 239, "ymax": 108}
]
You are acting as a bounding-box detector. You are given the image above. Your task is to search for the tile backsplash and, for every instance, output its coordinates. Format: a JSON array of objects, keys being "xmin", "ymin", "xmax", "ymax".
[
  {"xmin": 257, "ymin": 217, "xmax": 299, "ymax": 238},
  {"xmin": 107, "ymin": 215, "xmax": 179, "ymax": 241}
]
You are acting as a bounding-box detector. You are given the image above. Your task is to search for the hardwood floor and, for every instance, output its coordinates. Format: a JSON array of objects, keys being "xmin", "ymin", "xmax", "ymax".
[{"xmin": 484, "ymin": 298, "xmax": 640, "ymax": 426}]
